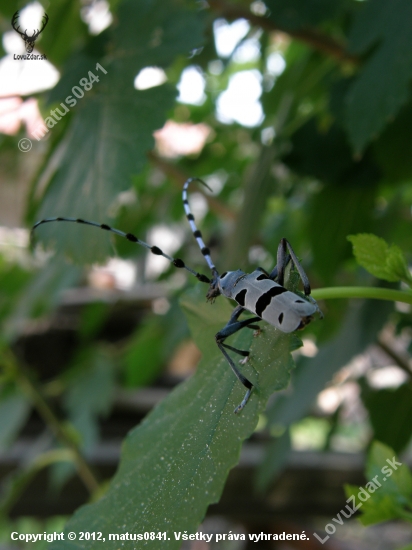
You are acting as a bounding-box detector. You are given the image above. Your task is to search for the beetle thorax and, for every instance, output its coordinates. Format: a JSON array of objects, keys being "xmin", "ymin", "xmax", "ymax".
[{"xmin": 218, "ymin": 270, "xmax": 246, "ymax": 298}]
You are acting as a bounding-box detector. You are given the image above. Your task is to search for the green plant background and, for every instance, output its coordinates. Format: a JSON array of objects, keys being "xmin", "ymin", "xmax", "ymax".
[{"xmin": 1, "ymin": 0, "xmax": 412, "ymax": 546}]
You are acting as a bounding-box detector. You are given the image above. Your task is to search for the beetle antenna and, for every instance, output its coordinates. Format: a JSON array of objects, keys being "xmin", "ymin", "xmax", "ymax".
[
  {"xmin": 182, "ymin": 178, "xmax": 219, "ymax": 279},
  {"xmin": 31, "ymin": 217, "xmax": 211, "ymax": 284}
]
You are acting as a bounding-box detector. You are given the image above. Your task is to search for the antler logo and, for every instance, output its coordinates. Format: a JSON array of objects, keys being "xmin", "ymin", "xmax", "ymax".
[{"xmin": 11, "ymin": 10, "xmax": 49, "ymax": 54}]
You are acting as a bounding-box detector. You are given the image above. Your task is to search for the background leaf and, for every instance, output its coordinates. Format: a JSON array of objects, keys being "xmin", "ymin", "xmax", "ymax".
[
  {"xmin": 2, "ymin": 0, "xmax": 412, "ymax": 543},
  {"xmin": 265, "ymin": 0, "xmax": 343, "ymax": 31},
  {"xmin": 259, "ymin": 298, "xmax": 393, "ymax": 489},
  {"xmin": 345, "ymin": 442, "xmax": 412, "ymax": 526},
  {"xmin": 346, "ymin": 0, "xmax": 412, "ymax": 152},
  {"xmin": 0, "ymin": 391, "xmax": 30, "ymax": 450},
  {"xmin": 63, "ymin": 347, "xmax": 115, "ymax": 450},
  {"xmin": 348, "ymin": 233, "xmax": 412, "ymax": 284},
  {"xmin": 360, "ymin": 382, "xmax": 412, "ymax": 454},
  {"xmin": 33, "ymin": 0, "xmax": 205, "ymax": 263}
]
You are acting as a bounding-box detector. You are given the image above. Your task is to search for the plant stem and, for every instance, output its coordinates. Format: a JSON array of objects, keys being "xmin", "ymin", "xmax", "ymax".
[
  {"xmin": 311, "ymin": 287, "xmax": 412, "ymax": 305},
  {"xmin": 207, "ymin": 0, "xmax": 358, "ymax": 64},
  {"xmin": 377, "ymin": 338, "xmax": 412, "ymax": 377},
  {"xmin": 0, "ymin": 449, "xmax": 75, "ymax": 514},
  {"xmin": 1, "ymin": 350, "xmax": 100, "ymax": 495}
]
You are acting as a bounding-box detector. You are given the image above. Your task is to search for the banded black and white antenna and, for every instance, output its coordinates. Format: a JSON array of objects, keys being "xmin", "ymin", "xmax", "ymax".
[
  {"xmin": 182, "ymin": 178, "xmax": 217, "ymax": 274},
  {"xmin": 31, "ymin": 217, "xmax": 211, "ymax": 284}
]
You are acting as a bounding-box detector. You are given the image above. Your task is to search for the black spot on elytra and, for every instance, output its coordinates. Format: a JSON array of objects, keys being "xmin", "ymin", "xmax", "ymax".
[
  {"xmin": 255, "ymin": 285, "xmax": 287, "ymax": 317},
  {"xmin": 235, "ymin": 288, "xmax": 247, "ymax": 306}
]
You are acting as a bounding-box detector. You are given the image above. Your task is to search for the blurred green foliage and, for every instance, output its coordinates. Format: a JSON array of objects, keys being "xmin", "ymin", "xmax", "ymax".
[
  {"xmin": 345, "ymin": 442, "xmax": 412, "ymax": 528},
  {"xmin": 1, "ymin": 0, "xmax": 412, "ymax": 544}
]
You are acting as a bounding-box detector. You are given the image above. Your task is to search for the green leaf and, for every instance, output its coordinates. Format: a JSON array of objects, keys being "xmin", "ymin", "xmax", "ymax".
[
  {"xmin": 265, "ymin": 0, "xmax": 342, "ymax": 31},
  {"xmin": 0, "ymin": 391, "xmax": 30, "ymax": 450},
  {"xmin": 345, "ymin": 0, "xmax": 412, "ymax": 152},
  {"xmin": 386, "ymin": 247, "xmax": 412, "ymax": 283},
  {"xmin": 123, "ymin": 300, "xmax": 190, "ymax": 387},
  {"xmin": 361, "ymin": 383, "xmax": 412, "ymax": 453},
  {"xmin": 348, "ymin": 233, "xmax": 412, "ymax": 285},
  {"xmin": 284, "ymin": 118, "xmax": 380, "ymax": 186},
  {"xmin": 64, "ymin": 348, "xmax": 115, "ymax": 450},
  {"xmin": 308, "ymin": 185, "xmax": 376, "ymax": 284},
  {"xmin": 123, "ymin": 316, "xmax": 166, "ymax": 387},
  {"xmin": 344, "ymin": 486, "xmax": 400, "ymax": 526},
  {"xmin": 284, "ymin": 120, "xmax": 354, "ymax": 184},
  {"xmin": 0, "ymin": 260, "xmax": 32, "ymax": 325},
  {"xmin": 262, "ymin": 47, "xmax": 335, "ymax": 135},
  {"xmin": 283, "ymin": 118, "xmax": 379, "ymax": 282},
  {"xmin": 255, "ymin": 428, "xmax": 291, "ymax": 492},
  {"xmin": 0, "ymin": 0, "xmax": 21, "ymax": 18},
  {"xmin": 48, "ymin": 52, "xmax": 106, "ymax": 106},
  {"xmin": 372, "ymin": 103, "xmax": 412, "ymax": 182},
  {"xmin": 37, "ymin": 0, "xmax": 90, "ymax": 67},
  {"xmin": 4, "ymin": 261, "xmax": 81, "ymax": 341},
  {"xmin": 49, "ymin": 286, "xmax": 295, "ymax": 549},
  {"xmin": 34, "ymin": 0, "xmax": 205, "ymax": 263},
  {"xmin": 35, "ymin": 83, "xmax": 177, "ymax": 263},
  {"xmin": 114, "ymin": 0, "xmax": 203, "ymax": 76},
  {"xmin": 261, "ymin": 298, "xmax": 393, "ymax": 489},
  {"xmin": 345, "ymin": 442, "xmax": 412, "ymax": 526},
  {"xmin": 366, "ymin": 442, "xmax": 412, "ymax": 501},
  {"xmin": 78, "ymin": 302, "xmax": 111, "ymax": 341}
]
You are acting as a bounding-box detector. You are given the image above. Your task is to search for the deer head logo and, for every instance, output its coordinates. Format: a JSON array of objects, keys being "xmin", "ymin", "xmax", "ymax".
[{"xmin": 11, "ymin": 10, "xmax": 49, "ymax": 54}]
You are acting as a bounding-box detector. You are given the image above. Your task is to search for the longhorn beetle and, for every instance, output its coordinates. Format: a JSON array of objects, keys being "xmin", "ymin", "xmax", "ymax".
[{"xmin": 32, "ymin": 178, "xmax": 322, "ymax": 413}]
